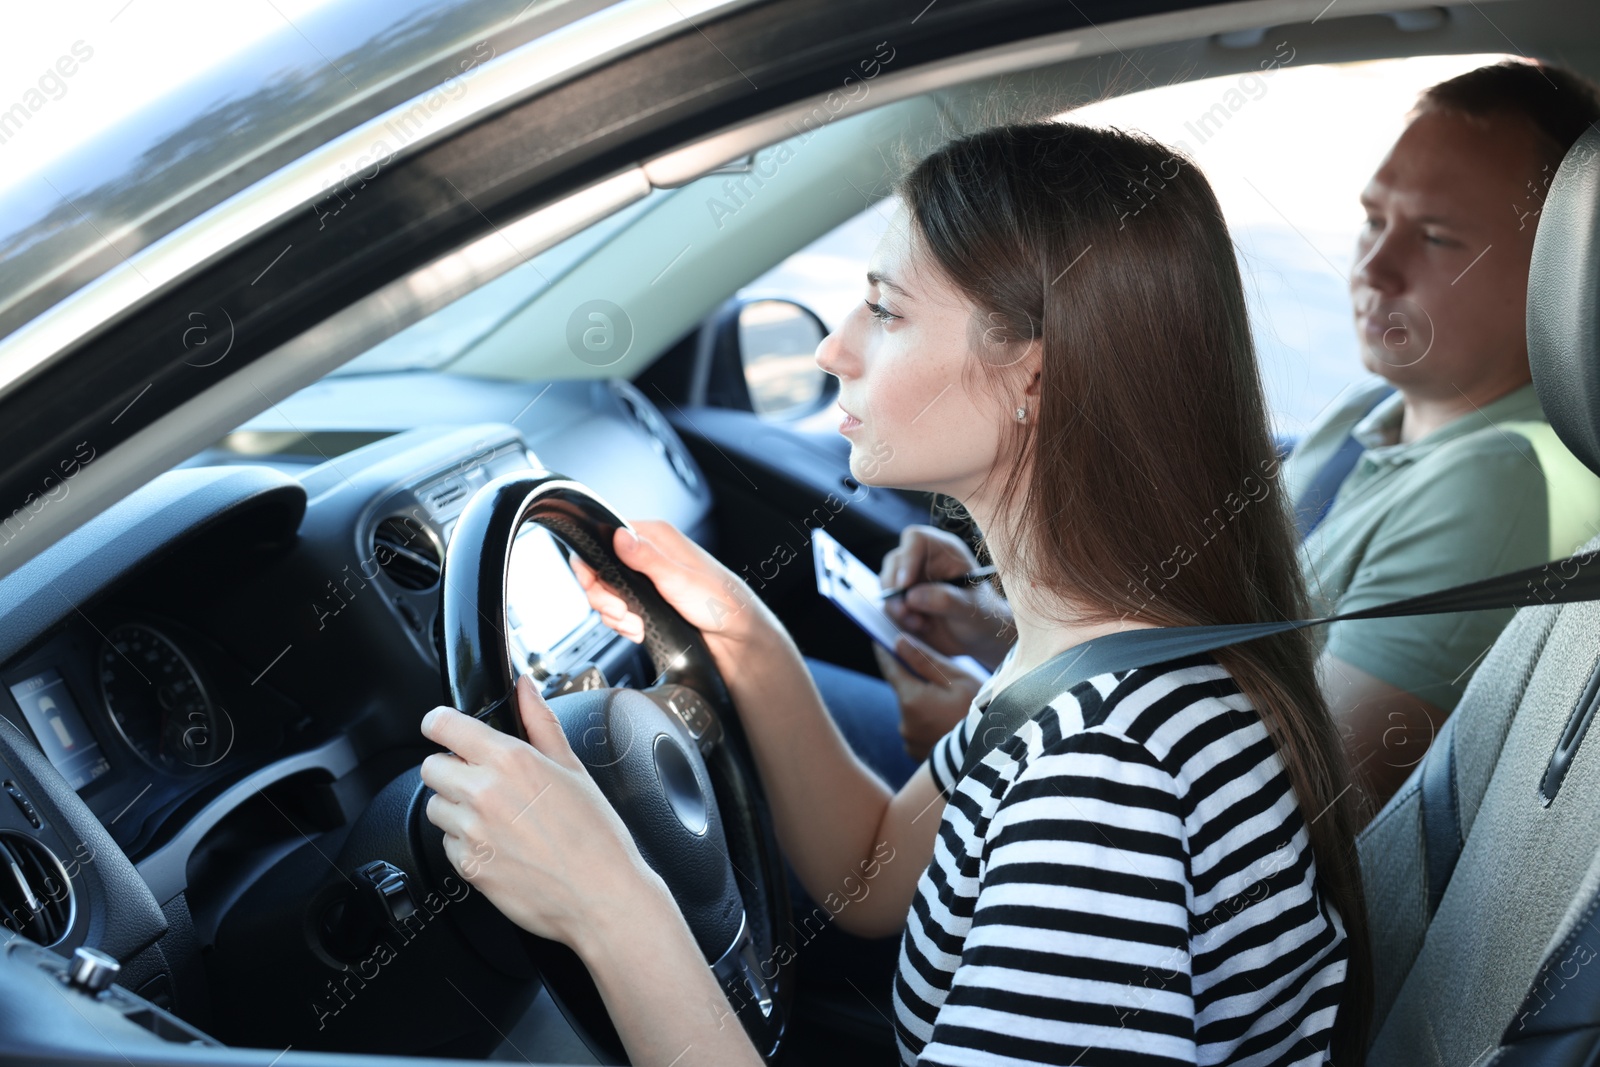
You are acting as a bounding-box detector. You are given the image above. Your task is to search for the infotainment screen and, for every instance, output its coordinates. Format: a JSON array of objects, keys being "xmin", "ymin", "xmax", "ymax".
[
  {"xmin": 7, "ymin": 670, "xmax": 110, "ymax": 791},
  {"xmin": 506, "ymin": 525, "xmax": 599, "ymax": 657}
]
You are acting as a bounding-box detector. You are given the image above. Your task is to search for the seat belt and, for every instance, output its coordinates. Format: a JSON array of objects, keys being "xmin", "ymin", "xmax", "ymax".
[
  {"xmin": 950, "ymin": 389, "xmax": 1579, "ymax": 920},
  {"xmin": 953, "ymin": 551, "xmax": 1600, "ymax": 921},
  {"xmin": 957, "ymin": 545, "xmax": 1600, "ymax": 782},
  {"xmin": 1417, "ymin": 710, "xmax": 1462, "ymax": 920},
  {"xmin": 1292, "ymin": 385, "xmax": 1396, "ymax": 539}
]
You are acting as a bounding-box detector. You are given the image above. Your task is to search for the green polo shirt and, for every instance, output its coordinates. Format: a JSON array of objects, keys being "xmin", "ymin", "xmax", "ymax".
[{"xmin": 1284, "ymin": 376, "xmax": 1600, "ymax": 713}]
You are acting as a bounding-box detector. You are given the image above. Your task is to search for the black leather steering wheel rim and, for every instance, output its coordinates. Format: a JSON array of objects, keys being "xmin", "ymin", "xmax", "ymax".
[{"xmin": 435, "ymin": 467, "xmax": 792, "ymax": 1063}]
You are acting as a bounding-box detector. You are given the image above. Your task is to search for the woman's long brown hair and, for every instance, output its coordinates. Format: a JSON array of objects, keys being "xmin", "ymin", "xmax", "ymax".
[{"xmin": 898, "ymin": 121, "xmax": 1373, "ymax": 1063}]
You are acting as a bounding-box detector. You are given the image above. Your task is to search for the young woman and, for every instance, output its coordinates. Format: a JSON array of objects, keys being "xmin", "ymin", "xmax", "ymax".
[{"xmin": 417, "ymin": 121, "xmax": 1374, "ymax": 1066}]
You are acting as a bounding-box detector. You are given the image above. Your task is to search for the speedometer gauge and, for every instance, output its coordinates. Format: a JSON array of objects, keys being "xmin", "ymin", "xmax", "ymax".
[{"xmin": 99, "ymin": 623, "xmax": 228, "ymax": 773}]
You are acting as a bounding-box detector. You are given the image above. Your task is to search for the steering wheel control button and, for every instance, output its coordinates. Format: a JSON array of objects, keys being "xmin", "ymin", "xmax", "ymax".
[
  {"xmin": 548, "ymin": 664, "xmax": 607, "ymax": 696},
  {"xmin": 648, "ymin": 686, "xmax": 723, "ymax": 752},
  {"xmin": 3, "ymin": 782, "xmax": 42, "ymax": 829},
  {"xmin": 654, "ymin": 735, "xmax": 709, "ymax": 836},
  {"xmin": 67, "ymin": 946, "xmax": 120, "ymax": 994}
]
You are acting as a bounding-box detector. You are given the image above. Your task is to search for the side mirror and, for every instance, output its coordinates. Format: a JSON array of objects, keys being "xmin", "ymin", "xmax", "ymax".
[
  {"xmin": 697, "ymin": 297, "xmax": 835, "ymax": 418},
  {"xmin": 737, "ymin": 299, "xmax": 832, "ymax": 417}
]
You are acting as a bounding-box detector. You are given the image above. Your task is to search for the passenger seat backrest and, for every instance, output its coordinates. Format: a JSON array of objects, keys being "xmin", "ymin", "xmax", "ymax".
[{"xmin": 1529, "ymin": 129, "xmax": 1600, "ymax": 477}]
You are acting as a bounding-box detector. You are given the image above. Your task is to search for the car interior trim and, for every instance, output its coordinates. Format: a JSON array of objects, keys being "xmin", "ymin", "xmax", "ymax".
[
  {"xmin": 0, "ymin": 466, "xmax": 308, "ymax": 664},
  {"xmin": 132, "ymin": 733, "xmax": 360, "ymax": 907},
  {"xmin": 638, "ymin": 0, "xmax": 1443, "ymax": 186},
  {"xmin": 1419, "ymin": 710, "xmax": 1464, "ymax": 919}
]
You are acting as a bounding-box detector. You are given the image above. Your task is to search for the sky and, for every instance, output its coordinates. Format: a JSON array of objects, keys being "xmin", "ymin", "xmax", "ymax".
[{"xmin": 743, "ymin": 53, "xmax": 1515, "ymax": 436}]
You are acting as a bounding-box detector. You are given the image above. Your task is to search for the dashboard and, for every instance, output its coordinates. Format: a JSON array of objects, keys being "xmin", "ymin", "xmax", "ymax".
[
  {"xmin": 0, "ymin": 448, "xmax": 639, "ymax": 861},
  {"xmin": 0, "ymin": 374, "xmax": 714, "ymax": 1033}
]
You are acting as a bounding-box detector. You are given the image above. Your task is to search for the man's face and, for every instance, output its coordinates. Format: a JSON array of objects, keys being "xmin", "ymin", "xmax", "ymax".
[{"xmin": 1350, "ymin": 106, "xmax": 1553, "ymax": 398}]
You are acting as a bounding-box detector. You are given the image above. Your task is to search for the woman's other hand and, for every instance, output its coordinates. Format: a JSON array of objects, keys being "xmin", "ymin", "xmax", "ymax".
[
  {"xmin": 880, "ymin": 524, "xmax": 1016, "ymax": 670},
  {"xmin": 418, "ymin": 674, "xmax": 668, "ymax": 953},
  {"xmin": 873, "ymin": 633, "xmax": 986, "ymax": 762}
]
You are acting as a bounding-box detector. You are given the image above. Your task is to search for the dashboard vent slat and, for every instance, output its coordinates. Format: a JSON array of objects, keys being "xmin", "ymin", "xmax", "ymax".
[
  {"xmin": 0, "ymin": 833, "xmax": 73, "ymax": 946},
  {"xmin": 612, "ymin": 382, "xmax": 699, "ymax": 492},
  {"xmin": 422, "ymin": 479, "xmax": 467, "ymax": 512},
  {"xmin": 372, "ymin": 516, "xmax": 442, "ymax": 591}
]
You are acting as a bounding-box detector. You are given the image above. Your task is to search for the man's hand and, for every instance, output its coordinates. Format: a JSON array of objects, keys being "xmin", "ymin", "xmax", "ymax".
[
  {"xmin": 1318, "ymin": 653, "xmax": 1449, "ymax": 823},
  {"xmin": 880, "ymin": 525, "xmax": 1015, "ymax": 670},
  {"xmin": 874, "ymin": 633, "xmax": 986, "ymax": 761}
]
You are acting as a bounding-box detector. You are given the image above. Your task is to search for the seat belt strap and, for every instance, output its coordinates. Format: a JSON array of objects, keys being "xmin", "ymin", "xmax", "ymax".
[
  {"xmin": 957, "ymin": 546, "xmax": 1600, "ymax": 780},
  {"xmin": 1418, "ymin": 712, "xmax": 1463, "ymax": 921},
  {"xmin": 1293, "ymin": 385, "xmax": 1396, "ymax": 539}
]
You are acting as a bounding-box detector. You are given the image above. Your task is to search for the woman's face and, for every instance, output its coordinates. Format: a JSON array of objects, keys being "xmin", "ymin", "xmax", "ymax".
[{"xmin": 814, "ymin": 204, "xmax": 1033, "ymax": 502}]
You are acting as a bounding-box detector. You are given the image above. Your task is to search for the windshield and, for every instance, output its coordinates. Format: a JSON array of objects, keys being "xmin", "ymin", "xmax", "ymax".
[{"xmin": 328, "ymin": 189, "xmax": 667, "ymax": 376}]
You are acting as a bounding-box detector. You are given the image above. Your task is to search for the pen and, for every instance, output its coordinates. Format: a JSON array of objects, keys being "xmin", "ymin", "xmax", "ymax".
[{"xmin": 880, "ymin": 564, "xmax": 998, "ymax": 600}]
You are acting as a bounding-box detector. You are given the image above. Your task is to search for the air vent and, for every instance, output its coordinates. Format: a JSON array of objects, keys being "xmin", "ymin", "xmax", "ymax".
[
  {"xmin": 0, "ymin": 832, "xmax": 74, "ymax": 946},
  {"xmin": 372, "ymin": 516, "xmax": 443, "ymax": 591},
  {"xmin": 612, "ymin": 382, "xmax": 700, "ymax": 492}
]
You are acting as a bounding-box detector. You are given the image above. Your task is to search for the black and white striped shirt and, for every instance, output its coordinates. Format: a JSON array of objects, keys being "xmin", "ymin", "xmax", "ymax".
[{"xmin": 894, "ymin": 650, "xmax": 1349, "ymax": 1066}]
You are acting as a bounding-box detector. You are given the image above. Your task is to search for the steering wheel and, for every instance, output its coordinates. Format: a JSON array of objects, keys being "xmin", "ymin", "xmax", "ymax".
[{"xmin": 433, "ymin": 468, "xmax": 792, "ymax": 1063}]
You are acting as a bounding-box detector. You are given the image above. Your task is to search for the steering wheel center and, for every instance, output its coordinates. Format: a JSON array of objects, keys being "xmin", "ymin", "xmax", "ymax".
[
  {"xmin": 555, "ymin": 687, "xmax": 745, "ymax": 959},
  {"xmin": 656, "ymin": 735, "xmax": 709, "ymax": 836}
]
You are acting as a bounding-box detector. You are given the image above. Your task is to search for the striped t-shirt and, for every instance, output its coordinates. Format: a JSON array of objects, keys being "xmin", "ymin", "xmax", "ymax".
[{"xmin": 893, "ymin": 649, "xmax": 1350, "ymax": 1066}]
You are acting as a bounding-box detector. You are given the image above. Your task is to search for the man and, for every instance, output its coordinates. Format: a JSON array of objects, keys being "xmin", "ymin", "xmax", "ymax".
[
  {"xmin": 1282, "ymin": 58, "xmax": 1600, "ymax": 815},
  {"xmin": 853, "ymin": 59, "xmax": 1600, "ymax": 820}
]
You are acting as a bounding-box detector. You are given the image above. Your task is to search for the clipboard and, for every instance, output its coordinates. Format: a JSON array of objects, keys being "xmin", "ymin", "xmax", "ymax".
[{"xmin": 811, "ymin": 529, "xmax": 992, "ymax": 684}]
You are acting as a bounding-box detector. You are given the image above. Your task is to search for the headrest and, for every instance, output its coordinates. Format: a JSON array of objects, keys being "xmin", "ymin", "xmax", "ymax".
[{"xmin": 1530, "ymin": 124, "xmax": 1600, "ymax": 476}]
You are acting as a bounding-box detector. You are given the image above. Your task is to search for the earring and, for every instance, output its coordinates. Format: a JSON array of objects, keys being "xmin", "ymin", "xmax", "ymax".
[{"xmin": 1014, "ymin": 406, "xmax": 1027, "ymax": 421}]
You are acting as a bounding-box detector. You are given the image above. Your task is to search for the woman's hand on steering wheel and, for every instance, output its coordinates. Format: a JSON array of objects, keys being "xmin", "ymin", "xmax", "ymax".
[
  {"xmin": 569, "ymin": 519, "xmax": 779, "ymax": 663},
  {"xmin": 418, "ymin": 674, "xmax": 671, "ymax": 955}
]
